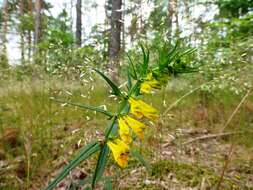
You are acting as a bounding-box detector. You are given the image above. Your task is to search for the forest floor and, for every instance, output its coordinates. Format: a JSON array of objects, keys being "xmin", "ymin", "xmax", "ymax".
[{"xmin": 0, "ymin": 78, "xmax": 252, "ymax": 190}]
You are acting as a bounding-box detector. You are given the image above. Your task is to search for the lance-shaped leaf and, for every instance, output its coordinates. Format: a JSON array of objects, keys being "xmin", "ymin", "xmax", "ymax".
[
  {"xmin": 128, "ymin": 80, "xmax": 141, "ymax": 97},
  {"xmin": 158, "ymin": 41, "xmax": 180, "ymax": 71},
  {"xmin": 126, "ymin": 54, "xmax": 137, "ymax": 79},
  {"xmin": 178, "ymin": 48, "xmax": 196, "ymax": 58},
  {"xmin": 140, "ymin": 44, "xmax": 149, "ymax": 76},
  {"xmin": 93, "ymin": 69, "xmax": 123, "ymax": 97},
  {"xmin": 45, "ymin": 141, "xmax": 101, "ymax": 190},
  {"xmin": 127, "ymin": 70, "xmax": 132, "ymax": 90},
  {"xmin": 51, "ymin": 98, "xmax": 114, "ymax": 118},
  {"xmin": 92, "ymin": 144, "xmax": 110, "ymax": 189}
]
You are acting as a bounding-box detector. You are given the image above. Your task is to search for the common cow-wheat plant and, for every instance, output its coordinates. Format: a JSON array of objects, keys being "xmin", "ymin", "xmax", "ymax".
[{"xmin": 46, "ymin": 42, "xmax": 197, "ymax": 189}]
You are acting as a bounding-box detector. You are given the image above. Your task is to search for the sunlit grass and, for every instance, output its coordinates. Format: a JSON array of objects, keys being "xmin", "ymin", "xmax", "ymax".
[{"xmin": 0, "ymin": 77, "xmax": 252, "ymax": 189}]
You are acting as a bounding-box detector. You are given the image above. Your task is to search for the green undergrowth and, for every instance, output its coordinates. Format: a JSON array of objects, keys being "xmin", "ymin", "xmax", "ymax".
[
  {"xmin": 150, "ymin": 160, "xmax": 239, "ymax": 189},
  {"xmin": 0, "ymin": 77, "xmax": 252, "ymax": 189}
]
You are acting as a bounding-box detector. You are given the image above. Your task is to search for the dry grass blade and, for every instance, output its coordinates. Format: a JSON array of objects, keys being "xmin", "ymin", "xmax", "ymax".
[
  {"xmin": 182, "ymin": 131, "xmax": 246, "ymax": 145},
  {"xmin": 216, "ymin": 143, "xmax": 234, "ymax": 190},
  {"xmin": 162, "ymin": 80, "xmax": 214, "ymax": 118},
  {"xmin": 221, "ymin": 90, "xmax": 251, "ymax": 132}
]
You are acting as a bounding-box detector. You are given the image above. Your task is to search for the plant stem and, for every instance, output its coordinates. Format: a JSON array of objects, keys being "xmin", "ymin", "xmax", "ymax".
[
  {"xmin": 162, "ymin": 80, "xmax": 214, "ymax": 118},
  {"xmin": 221, "ymin": 90, "xmax": 251, "ymax": 132},
  {"xmin": 105, "ymin": 116, "xmax": 117, "ymax": 140},
  {"xmin": 216, "ymin": 143, "xmax": 234, "ymax": 190}
]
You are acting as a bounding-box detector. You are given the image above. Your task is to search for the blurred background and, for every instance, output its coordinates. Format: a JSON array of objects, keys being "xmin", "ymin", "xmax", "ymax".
[{"xmin": 0, "ymin": 0, "xmax": 252, "ymax": 189}]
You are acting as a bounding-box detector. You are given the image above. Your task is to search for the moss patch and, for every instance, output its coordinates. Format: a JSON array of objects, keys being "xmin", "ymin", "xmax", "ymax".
[{"xmin": 150, "ymin": 160, "xmax": 238, "ymax": 189}]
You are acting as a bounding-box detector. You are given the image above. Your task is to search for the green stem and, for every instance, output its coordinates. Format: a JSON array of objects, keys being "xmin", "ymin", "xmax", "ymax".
[
  {"xmin": 105, "ymin": 116, "xmax": 117, "ymax": 140},
  {"xmin": 91, "ymin": 117, "xmax": 117, "ymax": 189}
]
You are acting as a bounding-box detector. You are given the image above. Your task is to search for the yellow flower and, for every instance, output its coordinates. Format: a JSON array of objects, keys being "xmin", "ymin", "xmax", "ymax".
[
  {"xmin": 146, "ymin": 72, "xmax": 153, "ymax": 80},
  {"xmin": 107, "ymin": 139, "xmax": 130, "ymax": 168},
  {"xmin": 140, "ymin": 73, "xmax": 161, "ymax": 94},
  {"xmin": 128, "ymin": 98, "xmax": 159, "ymax": 121},
  {"xmin": 118, "ymin": 117, "xmax": 132, "ymax": 144},
  {"xmin": 119, "ymin": 116, "xmax": 147, "ymax": 141},
  {"xmin": 123, "ymin": 115, "xmax": 147, "ymax": 140},
  {"xmin": 140, "ymin": 82, "xmax": 152, "ymax": 94},
  {"xmin": 140, "ymin": 80, "xmax": 160, "ymax": 93}
]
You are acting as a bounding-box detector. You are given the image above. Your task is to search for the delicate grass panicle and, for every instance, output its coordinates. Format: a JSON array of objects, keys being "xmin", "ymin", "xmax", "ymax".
[{"xmin": 46, "ymin": 42, "xmax": 197, "ymax": 189}]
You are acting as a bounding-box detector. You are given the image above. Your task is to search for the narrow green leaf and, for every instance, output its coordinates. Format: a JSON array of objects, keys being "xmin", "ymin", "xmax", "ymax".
[
  {"xmin": 44, "ymin": 141, "xmax": 101, "ymax": 190},
  {"xmin": 168, "ymin": 41, "xmax": 179, "ymax": 55},
  {"xmin": 92, "ymin": 144, "xmax": 110, "ymax": 189},
  {"xmin": 104, "ymin": 177, "xmax": 113, "ymax": 190},
  {"xmin": 119, "ymin": 100, "xmax": 130, "ymax": 115},
  {"xmin": 128, "ymin": 80, "xmax": 141, "ymax": 97},
  {"xmin": 126, "ymin": 54, "xmax": 137, "ymax": 79},
  {"xmin": 50, "ymin": 98, "xmax": 114, "ymax": 118},
  {"xmin": 93, "ymin": 69, "xmax": 123, "ymax": 97},
  {"xmin": 146, "ymin": 48, "xmax": 150, "ymax": 71},
  {"xmin": 178, "ymin": 48, "xmax": 196, "ymax": 58},
  {"xmin": 140, "ymin": 44, "xmax": 146, "ymax": 64},
  {"xmin": 140, "ymin": 44, "xmax": 149, "ymax": 75},
  {"xmin": 127, "ymin": 70, "xmax": 132, "ymax": 90},
  {"xmin": 104, "ymin": 117, "xmax": 117, "ymax": 139}
]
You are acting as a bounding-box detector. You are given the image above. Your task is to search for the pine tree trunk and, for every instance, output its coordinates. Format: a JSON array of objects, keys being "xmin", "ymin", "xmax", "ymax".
[
  {"xmin": 34, "ymin": 0, "xmax": 43, "ymax": 64},
  {"xmin": 167, "ymin": 0, "xmax": 174, "ymax": 42},
  {"xmin": 34, "ymin": 0, "xmax": 42, "ymax": 45},
  {"xmin": 0, "ymin": 0, "xmax": 9, "ymax": 67},
  {"xmin": 70, "ymin": 0, "xmax": 73, "ymax": 33},
  {"xmin": 75, "ymin": 0, "xmax": 82, "ymax": 47},
  {"xmin": 104, "ymin": 0, "xmax": 111, "ymax": 61},
  {"xmin": 175, "ymin": 0, "xmax": 180, "ymax": 38},
  {"xmin": 20, "ymin": 0, "xmax": 25, "ymax": 64},
  {"xmin": 28, "ymin": 0, "xmax": 33, "ymax": 63},
  {"xmin": 122, "ymin": 0, "xmax": 125, "ymax": 55},
  {"xmin": 108, "ymin": 0, "xmax": 122, "ymax": 81}
]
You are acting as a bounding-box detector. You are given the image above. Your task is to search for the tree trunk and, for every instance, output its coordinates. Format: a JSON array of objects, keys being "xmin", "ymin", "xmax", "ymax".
[
  {"xmin": 28, "ymin": 0, "xmax": 33, "ymax": 63},
  {"xmin": 184, "ymin": 0, "xmax": 190, "ymax": 21},
  {"xmin": 108, "ymin": 0, "xmax": 122, "ymax": 81},
  {"xmin": 0, "ymin": 0, "xmax": 9, "ymax": 67},
  {"xmin": 75, "ymin": 0, "xmax": 82, "ymax": 47},
  {"xmin": 139, "ymin": 0, "xmax": 144, "ymax": 35},
  {"xmin": 174, "ymin": 0, "xmax": 180, "ymax": 38},
  {"xmin": 20, "ymin": 0, "xmax": 25, "ymax": 64},
  {"xmin": 167, "ymin": 0, "xmax": 174, "ymax": 42},
  {"xmin": 122, "ymin": 0, "xmax": 125, "ymax": 55},
  {"xmin": 70, "ymin": 0, "xmax": 73, "ymax": 33},
  {"xmin": 34, "ymin": 0, "xmax": 43, "ymax": 64},
  {"xmin": 34, "ymin": 0, "xmax": 42, "ymax": 45}
]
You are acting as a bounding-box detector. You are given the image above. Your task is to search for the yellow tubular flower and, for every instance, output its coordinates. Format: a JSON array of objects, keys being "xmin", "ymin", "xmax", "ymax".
[
  {"xmin": 107, "ymin": 139, "xmax": 130, "ymax": 168},
  {"xmin": 140, "ymin": 80, "xmax": 160, "ymax": 94},
  {"xmin": 140, "ymin": 82, "xmax": 152, "ymax": 94},
  {"xmin": 128, "ymin": 98, "xmax": 159, "ymax": 121},
  {"xmin": 124, "ymin": 115, "xmax": 147, "ymax": 140},
  {"xmin": 146, "ymin": 73, "xmax": 153, "ymax": 80},
  {"xmin": 140, "ymin": 73, "xmax": 161, "ymax": 94},
  {"xmin": 118, "ymin": 117, "xmax": 132, "ymax": 144}
]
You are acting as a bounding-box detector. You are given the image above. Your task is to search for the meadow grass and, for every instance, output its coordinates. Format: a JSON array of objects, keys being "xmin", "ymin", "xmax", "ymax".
[{"xmin": 0, "ymin": 77, "xmax": 252, "ymax": 189}]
